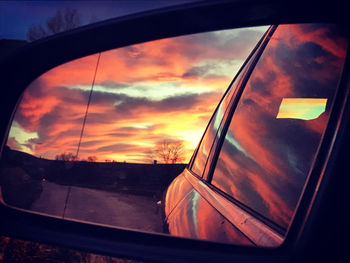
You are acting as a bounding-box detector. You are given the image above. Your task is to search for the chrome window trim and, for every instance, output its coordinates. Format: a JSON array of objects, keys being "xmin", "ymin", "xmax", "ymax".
[
  {"xmin": 183, "ymin": 169, "xmax": 284, "ymax": 247},
  {"xmin": 189, "ymin": 26, "xmax": 273, "ymax": 177}
]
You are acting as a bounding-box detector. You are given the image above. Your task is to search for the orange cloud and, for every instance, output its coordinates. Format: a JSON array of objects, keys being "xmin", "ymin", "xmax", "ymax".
[{"xmin": 8, "ymin": 27, "xmax": 266, "ymax": 163}]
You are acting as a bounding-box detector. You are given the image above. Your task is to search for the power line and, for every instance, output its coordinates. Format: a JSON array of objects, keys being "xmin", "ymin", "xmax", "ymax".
[{"xmin": 75, "ymin": 52, "xmax": 101, "ymax": 158}]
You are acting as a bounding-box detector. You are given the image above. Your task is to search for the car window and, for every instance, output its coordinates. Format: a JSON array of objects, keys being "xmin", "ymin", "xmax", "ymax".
[
  {"xmin": 189, "ymin": 37, "xmax": 264, "ymax": 177},
  {"xmin": 190, "ymin": 67, "xmax": 244, "ymax": 177},
  {"xmin": 211, "ymin": 24, "xmax": 348, "ymax": 231}
]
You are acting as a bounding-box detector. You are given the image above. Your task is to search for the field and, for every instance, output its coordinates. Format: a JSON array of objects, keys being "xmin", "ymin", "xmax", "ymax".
[
  {"xmin": 0, "ymin": 146, "xmax": 187, "ymax": 262},
  {"xmin": 0, "ymin": 146, "xmax": 186, "ymax": 209}
]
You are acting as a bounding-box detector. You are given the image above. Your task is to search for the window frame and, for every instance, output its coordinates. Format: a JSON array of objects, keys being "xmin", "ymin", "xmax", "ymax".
[
  {"xmin": 205, "ymin": 25, "xmax": 276, "ymax": 184},
  {"xmin": 202, "ymin": 26, "xmax": 276, "ymax": 182},
  {"xmin": 189, "ymin": 25, "xmax": 274, "ymax": 179}
]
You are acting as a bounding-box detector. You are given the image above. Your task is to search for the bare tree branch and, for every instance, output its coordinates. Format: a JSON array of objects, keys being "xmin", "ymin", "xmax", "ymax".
[
  {"xmin": 27, "ymin": 8, "xmax": 81, "ymax": 42},
  {"xmin": 153, "ymin": 140, "xmax": 185, "ymax": 164},
  {"xmin": 55, "ymin": 152, "xmax": 78, "ymax": 162},
  {"xmin": 87, "ymin": 156, "xmax": 98, "ymax": 162},
  {"xmin": 27, "ymin": 25, "xmax": 47, "ymax": 42}
]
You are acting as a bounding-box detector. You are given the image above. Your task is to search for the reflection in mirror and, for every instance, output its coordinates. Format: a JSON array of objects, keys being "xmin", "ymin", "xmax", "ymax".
[
  {"xmin": 211, "ymin": 24, "xmax": 348, "ymax": 233},
  {"xmin": 0, "ymin": 26, "xmax": 267, "ymax": 238},
  {"xmin": 2, "ymin": 23, "xmax": 348, "ymax": 247}
]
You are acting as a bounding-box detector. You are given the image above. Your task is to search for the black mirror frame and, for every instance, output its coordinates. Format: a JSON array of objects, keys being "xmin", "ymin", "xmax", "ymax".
[{"xmin": 1, "ymin": 1, "xmax": 350, "ymax": 262}]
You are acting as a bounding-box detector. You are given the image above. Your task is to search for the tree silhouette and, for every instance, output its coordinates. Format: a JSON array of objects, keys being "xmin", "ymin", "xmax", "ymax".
[
  {"xmin": 27, "ymin": 8, "xmax": 81, "ymax": 41},
  {"xmin": 154, "ymin": 140, "xmax": 185, "ymax": 164},
  {"xmin": 87, "ymin": 156, "xmax": 97, "ymax": 162},
  {"xmin": 55, "ymin": 152, "xmax": 78, "ymax": 162}
]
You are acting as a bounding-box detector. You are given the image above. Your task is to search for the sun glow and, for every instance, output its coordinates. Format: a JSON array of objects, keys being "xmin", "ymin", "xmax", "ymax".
[{"xmin": 7, "ymin": 27, "xmax": 268, "ymax": 163}]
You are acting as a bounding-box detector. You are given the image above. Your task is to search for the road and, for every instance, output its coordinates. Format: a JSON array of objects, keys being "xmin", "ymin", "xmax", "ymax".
[{"xmin": 30, "ymin": 181, "xmax": 163, "ymax": 233}]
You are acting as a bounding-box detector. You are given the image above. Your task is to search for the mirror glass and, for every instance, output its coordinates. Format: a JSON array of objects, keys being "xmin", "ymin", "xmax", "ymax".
[
  {"xmin": 1, "ymin": 25, "xmax": 270, "ymax": 242},
  {"xmin": 2, "ymin": 23, "xmax": 348, "ymax": 247}
]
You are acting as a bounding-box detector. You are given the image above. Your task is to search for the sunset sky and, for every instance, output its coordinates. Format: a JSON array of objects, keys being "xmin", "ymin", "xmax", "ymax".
[{"xmin": 7, "ymin": 26, "xmax": 268, "ymax": 163}]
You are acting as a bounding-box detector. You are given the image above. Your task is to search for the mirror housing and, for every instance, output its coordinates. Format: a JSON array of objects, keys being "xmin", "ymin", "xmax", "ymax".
[{"xmin": 1, "ymin": 1, "xmax": 350, "ymax": 262}]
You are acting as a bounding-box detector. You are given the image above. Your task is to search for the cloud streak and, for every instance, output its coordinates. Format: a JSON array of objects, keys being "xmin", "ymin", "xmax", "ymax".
[{"xmin": 8, "ymin": 27, "xmax": 267, "ymax": 163}]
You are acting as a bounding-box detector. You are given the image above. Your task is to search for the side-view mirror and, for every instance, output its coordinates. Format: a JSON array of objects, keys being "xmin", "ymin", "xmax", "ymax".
[
  {"xmin": 1, "ymin": 23, "xmax": 268, "ymax": 237},
  {"xmin": 1, "ymin": 1, "xmax": 350, "ymax": 262}
]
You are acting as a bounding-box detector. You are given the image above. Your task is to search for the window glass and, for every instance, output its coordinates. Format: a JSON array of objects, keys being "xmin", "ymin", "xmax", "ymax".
[
  {"xmin": 190, "ymin": 70, "xmax": 242, "ymax": 177},
  {"xmin": 189, "ymin": 47, "xmax": 262, "ymax": 178},
  {"xmin": 212, "ymin": 24, "xmax": 348, "ymax": 230},
  {"xmin": 190, "ymin": 27, "xmax": 270, "ymax": 178}
]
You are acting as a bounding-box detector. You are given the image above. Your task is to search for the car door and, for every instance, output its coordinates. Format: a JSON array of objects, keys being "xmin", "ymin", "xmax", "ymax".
[{"xmin": 164, "ymin": 23, "xmax": 348, "ymax": 248}]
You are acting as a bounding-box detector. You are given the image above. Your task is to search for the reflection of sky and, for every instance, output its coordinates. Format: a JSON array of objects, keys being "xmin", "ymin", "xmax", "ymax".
[
  {"xmin": 213, "ymin": 104, "xmax": 224, "ymax": 130},
  {"xmin": 166, "ymin": 174, "xmax": 254, "ymax": 245},
  {"xmin": 7, "ymin": 27, "xmax": 267, "ymax": 163},
  {"xmin": 72, "ymin": 82, "xmax": 213, "ymax": 100},
  {"xmin": 190, "ymin": 60, "xmax": 252, "ymax": 176},
  {"xmin": 8, "ymin": 121, "xmax": 38, "ymax": 151},
  {"xmin": 212, "ymin": 24, "xmax": 347, "ymax": 229},
  {"xmin": 225, "ymin": 132, "xmax": 248, "ymax": 156},
  {"xmin": 190, "ymin": 191, "xmax": 200, "ymax": 236}
]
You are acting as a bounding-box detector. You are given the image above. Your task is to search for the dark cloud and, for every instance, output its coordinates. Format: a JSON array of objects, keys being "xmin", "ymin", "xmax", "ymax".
[
  {"xmin": 14, "ymin": 113, "xmax": 32, "ymax": 131},
  {"xmin": 84, "ymin": 113, "xmax": 114, "ymax": 124},
  {"xmin": 89, "ymin": 90, "xmax": 128, "ymax": 105},
  {"xmin": 106, "ymin": 126, "xmax": 168, "ymax": 142},
  {"xmin": 14, "ymin": 85, "xmax": 86, "ymax": 132},
  {"xmin": 274, "ymin": 38, "xmax": 341, "ymax": 100},
  {"xmin": 182, "ymin": 64, "xmax": 215, "ymax": 78},
  {"xmin": 123, "ymin": 45, "xmax": 143, "ymax": 59},
  {"xmin": 39, "ymin": 106, "xmax": 65, "ymax": 127},
  {"xmin": 60, "ymin": 88, "xmax": 86, "ymax": 104},
  {"xmin": 114, "ymin": 92, "xmax": 214, "ymax": 115},
  {"xmin": 24, "ymin": 78, "xmax": 46, "ymax": 98},
  {"xmin": 104, "ymin": 132, "xmax": 133, "ymax": 138},
  {"xmin": 96, "ymin": 143, "xmax": 142, "ymax": 153},
  {"xmin": 79, "ymin": 140, "xmax": 105, "ymax": 148},
  {"xmin": 242, "ymin": 98, "xmax": 255, "ymax": 106},
  {"xmin": 98, "ymin": 81, "xmax": 128, "ymax": 89},
  {"xmin": 155, "ymin": 94, "xmax": 202, "ymax": 111},
  {"xmin": 108, "ymin": 125, "xmax": 158, "ymax": 134}
]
